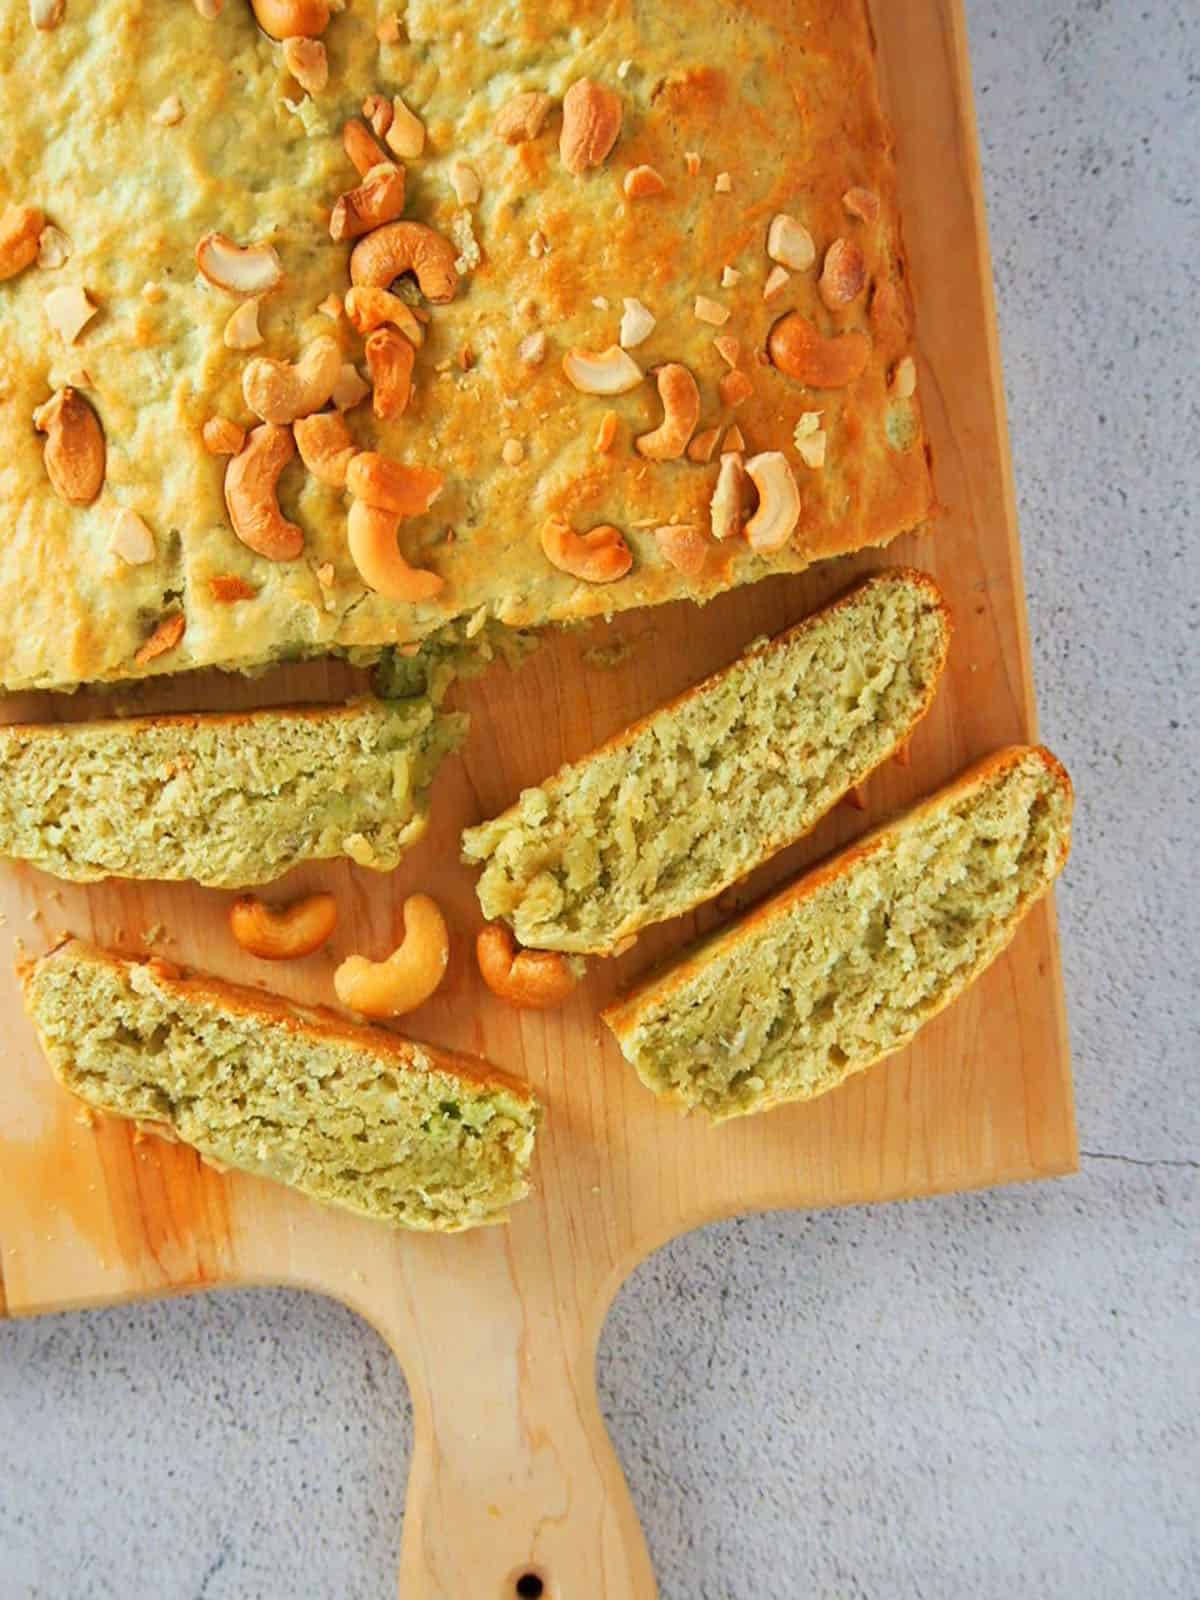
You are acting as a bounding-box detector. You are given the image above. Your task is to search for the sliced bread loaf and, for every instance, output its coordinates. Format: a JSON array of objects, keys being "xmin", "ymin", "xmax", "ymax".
[
  {"xmin": 21, "ymin": 940, "xmax": 539, "ymax": 1231},
  {"xmin": 603, "ymin": 746, "xmax": 1073, "ymax": 1120},
  {"xmin": 462, "ymin": 570, "xmax": 951, "ymax": 954},
  {"xmin": 0, "ymin": 697, "xmax": 465, "ymax": 889}
]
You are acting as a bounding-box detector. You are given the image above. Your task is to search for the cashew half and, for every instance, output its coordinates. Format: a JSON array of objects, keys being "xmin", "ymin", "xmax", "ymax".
[
  {"xmin": 562, "ymin": 345, "xmax": 643, "ymax": 395},
  {"xmin": 329, "ymin": 165, "xmax": 406, "ymax": 243},
  {"xmin": 249, "ymin": 0, "xmax": 329, "ymax": 39},
  {"xmin": 767, "ymin": 311, "xmax": 869, "ymax": 389},
  {"xmin": 0, "ymin": 204, "xmax": 45, "ymax": 281},
  {"xmin": 636, "ymin": 363, "xmax": 700, "ymax": 460},
  {"xmin": 230, "ymin": 893, "xmax": 338, "ymax": 961},
  {"xmin": 344, "ymin": 286, "xmax": 425, "ymax": 345},
  {"xmin": 195, "ymin": 233, "xmax": 283, "ymax": 296},
  {"xmin": 294, "ymin": 410, "xmax": 357, "ymax": 487},
  {"xmin": 33, "ymin": 387, "xmax": 105, "ymax": 506},
  {"xmin": 224, "ymin": 424, "xmax": 304, "ymax": 561},
  {"xmin": 710, "ymin": 451, "xmax": 746, "ymax": 541},
  {"xmin": 819, "ymin": 237, "xmax": 867, "ymax": 309},
  {"xmin": 334, "ymin": 895, "xmax": 449, "ymax": 1017},
  {"xmin": 347, "ymin": 500, "xmax": 444, "ymax": 602},
  {"xmin": 365, "ymin": 327, "xmax": 415, "ymax": 420},
  {"xmin": 744, "ymin": 451, "xmax": 801, "ymax": 553},
  {"xmin": 559, "ymin": 78, "xmax": 623, "ymax": 175},
  {"xmin": 242, "ymin": 335, "xmax": 341, "ymax": 424},
  {"xmin": 346, "ymin": 453, "xmax": 443, "ymax": 514},
  {"xmin": 540, "ymin": 520, "xmax": 632, "ymax": 584},
  {"xmin": 350, "ymin": 221, "xmax": 460, "ymax": 304},
  {"xmin": 476, "ymin": 924, "xmax": 579, "ymax": 1011}
]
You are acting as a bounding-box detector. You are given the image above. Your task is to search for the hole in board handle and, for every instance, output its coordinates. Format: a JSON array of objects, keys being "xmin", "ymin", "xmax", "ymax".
[{"xmin": 515, "ymin": 1574, "xmax": 544, "ymax": 1599}]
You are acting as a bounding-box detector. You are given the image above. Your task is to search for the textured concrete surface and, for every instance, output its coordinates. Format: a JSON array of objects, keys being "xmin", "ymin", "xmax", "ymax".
[{"xmin": 2, "ymin": 1, "xmax": 1197, "ymax": 1595}]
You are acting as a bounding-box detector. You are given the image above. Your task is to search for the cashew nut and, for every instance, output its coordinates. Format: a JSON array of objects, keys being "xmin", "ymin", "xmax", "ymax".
[
  {"xmin": 342, "ymin": 118, "xmax": 392, "ymax": 178},
  {"xmin": 282, "ymin": 37, "xmax": 327, "ymax": 95},
  {"xmin": 343, "ymin": 286, "xmax": 424, "ymax": 345},
  {"xmin": 242, "ymin": 335, "xmax": 341, "ymax": 424},
  {"xmin": 202, "ymin": 416, "xmax": 247, "ymax": 456},
  {"xmin": 347, "ymin": 500, "xmax": 444, "ymax": 602},
  {"xmin": 686, "ymin": 426, "xmax": 720, "ymax": 464},
  {"xmin": 333, "ymin": 895, "xmax": 449, "ymax": 1017},
  {"xmin": 476, "ymin": 924, "xmax": 579, "ymax": 1011},
  {"xmin": 345, "ymin": 452, "xmax": 443, "ymax": 514},
  {"xmin": 293, "ymin": 410, "xmax": 357, "ymax": 487},
  {"xmin": 230, "ymin": 893, "xmax": 338, "ymax": 961},
  {"xmin": 384, "ymin": 95, "xmax": 426, "ymax": 160},
  {"xmin": 655, "ymin": 523, "xmax": 709, "ymax": 577},
  {"xmin": 329, "ymin": 165, "xmax": 406, "ymax": 243},
  {"xmin": 350, "ymin": 221, "xmax": 460, "ymax": 304},
  {"xmin": 636, "ymin": 363, "xmax": 700, "ymax": 460},
  {"xmin": 249, "ymin": 0, "xmax": 329, "ymax": 40},
  {"xmin": 364, "ymin": 327, "xmax": 415, "ymax": 420},
  {"xmin": 562, "ymin": 345, "xmax": 643, "ymax": 395},
  {"xmin": 767, "ymin": 311, "xmax": 869, "ymax": 389},
  {"xmin": 494, "ymin": 90, "xmax": 553, "ymax": 144},
  {"xmin": 766, "ymin": 213, "xmax": 816, "ymax": 271},
  {"xmin": 195, "ymin": 232, "xmax": 283, "ymax": 296},
  {"xmin": 559, "ymin": 78, "xmax": 623, "ymax": 175},
  {"xmin": 744, "ymin": 451, "xmax": 801, "ymax": 553},
  {"xmin": 224, "ymin": 423, "xmax": 304, "ymax": 561},
  {"xmin": 540, "ymin": 520, "xmax": 632, "ymax": 584},
  {"xmin": 618, "ymin": 297, "xmax": 656, "ymax": 349},
  {"xmin": 624, "ymin": 164, "xmax": 667, "ymax": 199},
  {"xmin": 0, "ymin": 204, "xmax": 45, "ymax": 281},
  {"xmin": 718, "ymin": 369, "xmax": 754, "ymax": 408},
  {"xmin": 843, "ymin": 187, "xmax": 881, "ymax": 223},
  {"xmin": 818, "ymin": 237, "xmax": 867, "ymax": 309},
  {"xmin": 709, "ymin": 450, "xmax": 746, "ymax": 542},
  {"xmin": 33, "ymin": 387, "xmax": 106, "ymax": 506}
]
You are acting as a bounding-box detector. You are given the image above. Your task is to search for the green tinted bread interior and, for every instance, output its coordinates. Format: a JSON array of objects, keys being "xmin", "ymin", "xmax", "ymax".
[
  {"xmin": 0, "ymin": 697, "xmax": 464, "ymax": 889},
  {"xmin": 462, "ymin": 570, "xmax": 950, "ymax": 953},
  {"xmin": 22, "ymin": 940, "xmax": 539, "ymax": 1232},
  {"xmin": 604, "ymin": 747, "xmax": 1073, "ymax": 1120}
]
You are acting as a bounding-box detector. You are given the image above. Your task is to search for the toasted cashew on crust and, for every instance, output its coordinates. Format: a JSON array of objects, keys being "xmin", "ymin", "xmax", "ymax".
[
  {"xmin": 636, "ymin": 363, "xmax": 701, "ymax": 460},
  {"xmin": 540, "ymin": 520, "xmax": 633, "ymax": 584},
  {"xmin": 347, "ymin": 500, "xmax": 444, "ymax": 602},
  {"xmin": 349, "ymin": 221, "xmax": 460, "ymax": 304},
  {"xmin": 249, "ymin": 0, "xmax": 329, "ymax": 39},
  {"xmin": 346, "ymin": 453, "xmax": 443, "ymax": 514},
  {"xmin": 0, "ymin": 204, "xmax": 45, "ymax": 281},
  {"xmin": 242, "ymin": 335, "xmax": 342, "ymax": 425},
  {"xmin": 293, "ymin": 410, "xmax": 357, "ymax": 487},
  {"xmin": 230, "ymin": 893, "xmax": 338, "ymax": 961},
  {"xmin": 224, "ymin": 424, "xmax": 304, "ymax": 561},
  {"xmin": 33, "ymin": 387, "xmax": 106, "ymax": 506},
  {"xmin": 334, "ymin": 894, "xmax": 450, "ymax": 1017},
  {"xmin": 767, "ymin": 312, "xmax": 869, "ymax": 389},
  {"xmin": 365, "ymin": 327, "xmax": 415, "ymax": 420},
  {"xmin": 330, "ymin": 165, "xmax": 406, "ymax": 243},
  {"xmin": 476, "ymin": 924, "xmax": 579, "ymax": 1011}
]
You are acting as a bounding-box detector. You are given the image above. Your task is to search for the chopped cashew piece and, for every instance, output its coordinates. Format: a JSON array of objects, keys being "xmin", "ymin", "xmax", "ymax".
[
  {"xmin": 891, "ymin": 355, "xmax": 918, "ymax": 398},
  {"xmin": 794, "ymin": 412, "xmax": 827, "ymax": 469},
  {"xmin": 36, "ymin": 225, "xmax": 72, "ymax": 271},
  {"xmin": 347, "ymin": 501, "xmax": 443, "ymax": 602},
  {"xmin": 819, "ymin": 238, "xmax": 867, "ymax": 309},
  {"xmin": 494, "ymin": 90, "xmax": 553, "ymax": 144},
  {"xmin": 343, "ymin": 118, "xmax": 391, "ymax": 177},
  {"xmin": 636, "ymin": 363, "xmax": 700, "ymax": 460},
  {"xmin": 209, "ymin": 574, "xmax": 258, "ymax": 603},
  {"xmin": 714, "ymin": 335, "xmax": 741, "ymax": 368},
  {"xmin": 362, "ymin": 93, "xmax": 393, "ymax": 138},
  {"xmin": 30, "ymin": 0, "xmax": 65, "ymax": 28},
  {"xmin": 133, "ymin": 612, "xmax": 185, "ymax": 667},
  {"xmin": 624, "ymin": 164, "xmax": 666, "ymax": 199},
  {"xmin": 693, "ymin": 295, "xmax": 730, "ymax": 327},
  {"xmin": 763, "ymin": 264, "xmax": 791, "ymax": 300},
  {"xmin": 768, "ymin": 312, "xmax": 870, "ymax": 388},
  {"xmin": 249, "ymin": 0, "xmax": 329, "ymax": 41},
  {"xmin": 518, "ymin": 330, "xmax": 547, "ymax": 366},
  {"xmin": 744, "ymin": 451, "xmax": 801, "ymax": 552},
  {"xmin": 242, "ymin": 335, "xmax": 341, "ymax": 424},
  {"xmin": 767, "ymin": 213, "xmax": 816, "ymax": 271},
  {"xmin": 618, "ymin": 297, "xmax": 656, "ymax": 349},
  {"xmin": 330, "ymin": 165, "xmax": 406, "ymax": 242},
  {"xmin": 719, "ymin": 370, "xmax": 754, "ymax": 408},
  {"xmin": 449, "ymin": 160, "xmax": 481, "ymax": 205},
  {"xmin": 230, "ymin": 893, "xmax": 338, "ymax": 961},
  {"xmin": 344, "ymin": 285, "xmax": 424, "ymax": 344},
  {"xmin": 332, "ymin": 362, "xmax": 371, "ymax": 411},
  {"xmin": 655, "ymin": 524, "xmax": 708, "ymax": 576},
  {"xmin": 559, "ymin": 78, "xmax": 622, "ymax": 175},
  {"xmin": 43, "ymin": 285, "xmax": 97, "ymax": 344},
  {"xmin": 151, "ymin": 94, "xmax": 185, "ymax": 126},
  {"xmin": 317, "ymin": 292, "xmax": 342, "ymax": 320},
  {"xmin": 684, "ymin": 151, "xmax": 701, "ymax": 176},
  {"xmin": 714, "ymin": 171, "xmax": 732, "ymax": 193},
  {"xmin": 223, "ymin": 298, "xmax": 263, "ymax": 350},
  {"xmin": 562, "ymin": 344, "xmax": 642, "ymax": 395},
  {"xmin": 0, "ymin": 204, "xmax": 44, "ymax": 281},
  {"xmin": 294, "ymin": 411, "xmax": 357, "ymax": 487},
  {"xmin": 193, "ymin": 0, "xmax": 222, "ymax": 16},
  {"xmin": 33, "ymin": 387, "xmax": 105, "ymax": 506},
  {"xmin": 350, "ymin": 220, "xmax": 459, "ymax": 303},
  {"xmin": 365, "ymin": 327, "xmax": 415, "ymax": 420},
  {"xmin": 476, "ymin": 924, "xmax": 579, "ymax": 1010},
  {"xmin": 346, "ymin": 453, "xmax": 442, "ymax": 514},
  {"xmin": 594, "ymin": 410, "xmax": 618, "ymax": 453},
  {"xmin": 541, "ymin": 520, "xmax": 632, "ymax": 583},
  {"xmin": 843, "ymin": 186, "xmax": 881, "ymax": 224},
  {"xmin": 723, "ymin": 424, "xmax": 745, "ymax": 452},
  {"xmin": 502, "ymin": 438, "xmax": 526, "ymax": 466},
  {"xmin": 282, "ymin": 37, "xmax": 327, "ymax": 95},
  {"xmin": 686, "ymin": 426, "xmax": 720, "ymax": 464},
  {"xmin": 721, "ymin": 265, "xmax": 741, "ymax": 289},
  {"xmin": 195, "ymin": 233, "xmax": 283, "ymax": 296},
  {"xmin": 385, "ymin": 95, "xmax": 425, "ymax": 159},
  {"xmin": 335, "ymin": 896, "xmax": 449, "ymax": 1017},
  {"xmin": 202, "ymin": 417, "xmax": 246, "ymax": 456},
  {"xmin": 109, "ymin": 507, "xmax": 156, "ymax": 566},
  {"xmin": 224, "ymin": 423, "xmax": 304, "ymax": 561},
  {"xmin": 710, "ymin": 450, "xmax": 746, "ymax": 541}
]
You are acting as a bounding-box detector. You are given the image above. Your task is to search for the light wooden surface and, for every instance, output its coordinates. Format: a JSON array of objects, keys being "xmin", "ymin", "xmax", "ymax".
[{"xmin": 0, "ymin": 3, "xmax": 1075, "ymax": 1596}]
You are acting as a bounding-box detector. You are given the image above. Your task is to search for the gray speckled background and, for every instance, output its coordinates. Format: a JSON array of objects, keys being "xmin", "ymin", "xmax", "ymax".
[{"xmin": 2, "ymin": 1, "xmax": 1198, "ymax": 1595}]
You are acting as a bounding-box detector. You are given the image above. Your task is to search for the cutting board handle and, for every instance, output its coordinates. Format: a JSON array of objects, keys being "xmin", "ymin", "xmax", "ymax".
[{"xmin": 370, "ymin": 1228, "xmax": 657, "ymax": 1600}]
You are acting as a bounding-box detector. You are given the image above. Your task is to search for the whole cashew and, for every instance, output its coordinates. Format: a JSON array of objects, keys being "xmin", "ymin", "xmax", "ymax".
[
  {"xmin": 345, "ymin": 452, "xmax": 443, "ymax": 515},
  {"xmin": 347, "ymin": 500, "xmax": 444, "ymax": 602},
  {"xmin": 249, "ymin": 0, "xmax": 329, "ymax": 39},
  {"xmin": 0, "ymin": 204, "xmax": 45, "ymax": 281},
  {"xmin": 224, "ymin": 424, "xmax": 304, "ymax": 561},
  {"xmin": 329, "ymin": 165, "xmax": 406, "ymax": 244},
  {"xmin": 33, "ymin": 387, "xmax": 106, "ymax": 506},
  {"xmin": 242, "ymin": 335, "xmax": 342, "ymax": 425},
  {"xmin": 540, "ymin": 520, "xmax": 632, "ymax": 584},
  {"xmin": 636, "ymin": 363, "xmax": 700, "ymax": 460},
  {"xmin": 293, "ymin": 410, "xmax": 357, "ymax": 487},
  {"xmin": 334, "ymin": 894, "xmax": 450, "ymax": 1017},
  {"xmin": 349, "ymin": 221, "xmax": 460, "ymax": 304},
  {"xmin": 230, "ymin": 893, "xmax": 338, "ymax": 961},
  {"xmin": 476, "ymin": 924, "xmax": 579, "ymax": 1011},
  {"xmin": 743, "ymin": 451, "xmax": 801, "ymax": 553},
  {"xmin": 365, "ymin": 327, "xmax": 415, "ymax": 420},
  {"xmin": 767, "ymin": 312, "xmax": 869, "ymax": 389}
]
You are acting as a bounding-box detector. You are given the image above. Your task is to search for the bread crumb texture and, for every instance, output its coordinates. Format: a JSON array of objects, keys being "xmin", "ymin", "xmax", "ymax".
[
  {"xmin": 22, "ymin": 941, "xmax": 539, "ymax": 1231},
  {"xmin": 462, "ymin": 571, "xmax": 950, "ymax": 952},
  {"xmin": 604, "ymin": 747, "xmax": 1073, "ymax": 1119},
  {"xmin": 0, "ymin": 698, "xmax": 464, "ymax": 888}
]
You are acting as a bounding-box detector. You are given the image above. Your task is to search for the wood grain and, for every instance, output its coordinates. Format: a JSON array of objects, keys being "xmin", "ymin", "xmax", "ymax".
[{"xmin": 0, "ymin": 3, "xmax": 1075, "ymax": 1596}]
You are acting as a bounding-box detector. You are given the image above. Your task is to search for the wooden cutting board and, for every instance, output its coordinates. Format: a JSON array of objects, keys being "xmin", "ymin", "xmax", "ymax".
[{"xmin": 0, "ymin": 3, "xmax": 1075, "ymax": 1595}]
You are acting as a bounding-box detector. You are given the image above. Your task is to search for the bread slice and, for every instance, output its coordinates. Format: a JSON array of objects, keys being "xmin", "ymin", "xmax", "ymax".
[
  {"xmin": 0, "ymin": 697, "xmax": 465, "ymax": 889},
  {"xmin": 21, "ymin": 940, "xmax": 539, "ymax": 1232},
  {"xmin": 462, "ymin": 570, "xmax": 951, "ymax": 954},
  {"xmin": 603, "ymin": 746, "xmax": 1073, "ymax": 1120}
]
